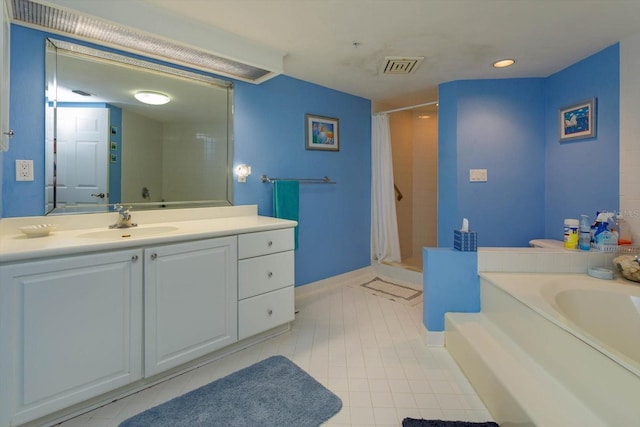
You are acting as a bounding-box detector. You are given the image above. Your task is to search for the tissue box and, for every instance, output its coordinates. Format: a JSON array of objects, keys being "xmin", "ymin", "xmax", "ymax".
[{"xmin": 454, "ymin": 230, "xmax": 477, "ymax": 251}]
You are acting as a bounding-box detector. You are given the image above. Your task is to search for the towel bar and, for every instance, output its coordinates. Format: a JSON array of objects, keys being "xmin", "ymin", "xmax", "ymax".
[{"xmin": 260, "ymin": 175, "xmax": 336, "ymax": 184}]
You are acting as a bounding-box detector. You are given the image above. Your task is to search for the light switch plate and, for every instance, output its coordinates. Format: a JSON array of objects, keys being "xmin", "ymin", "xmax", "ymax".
[
  {"xmin": 16, "ymin": 159, "xmax": 34, "ymax": 181},
  {"xmin": 469, "ymin": 168, "xmax": 487, "ymax": 182}
]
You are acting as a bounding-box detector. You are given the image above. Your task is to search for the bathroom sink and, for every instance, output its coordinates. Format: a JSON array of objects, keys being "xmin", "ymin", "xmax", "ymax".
[{"xmin": 77, "ymin": 226, "xmax": 179, "ymax": 240}]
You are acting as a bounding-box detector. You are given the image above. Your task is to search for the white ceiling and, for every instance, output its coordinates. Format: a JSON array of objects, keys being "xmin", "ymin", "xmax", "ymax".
[{"xmin": 141, "ymin": 0, "xmax": 640, "ymax": 112}]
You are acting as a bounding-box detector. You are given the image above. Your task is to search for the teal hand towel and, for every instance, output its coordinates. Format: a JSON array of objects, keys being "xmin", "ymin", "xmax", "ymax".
[{"xmin": 273, "ymin": 180, "xmax": 299, "ymax": 249}]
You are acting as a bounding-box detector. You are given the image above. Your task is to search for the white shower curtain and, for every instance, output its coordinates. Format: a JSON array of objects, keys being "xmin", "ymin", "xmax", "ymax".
[{"xmin": 371, "ymin": 114, "xmax": 401, "ymax": 263}]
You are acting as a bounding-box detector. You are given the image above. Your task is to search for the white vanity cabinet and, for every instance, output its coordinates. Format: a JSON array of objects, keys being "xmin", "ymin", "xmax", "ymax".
[
  {"xmin": 238, "ymin": 229, "xmax": 295, "ymax": 340},
  {"xmin": 0, "ymin": 249, "xmax": 143, "ymax": 427},
  {"xmin": 0, "ymin": 207, "xmax": 296, "ymax": 427},
  {"xmin": 144, "ymin": 236, "xmax": 238, "ymax": 377}
]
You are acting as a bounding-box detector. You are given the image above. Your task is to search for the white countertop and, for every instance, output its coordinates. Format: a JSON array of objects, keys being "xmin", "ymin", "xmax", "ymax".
[{"xmin": 0, "ymin": 205, "xmax": 297, "ymax": 263}]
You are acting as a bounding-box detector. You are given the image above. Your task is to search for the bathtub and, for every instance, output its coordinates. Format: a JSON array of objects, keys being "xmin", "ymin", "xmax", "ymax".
[
  {"xmin": 479, "ymin": 272, "xmax": 640, "ymax": 425},
  {"xmin": 497, "ymin": 273, "xmax": 640, "ymax": 375}
]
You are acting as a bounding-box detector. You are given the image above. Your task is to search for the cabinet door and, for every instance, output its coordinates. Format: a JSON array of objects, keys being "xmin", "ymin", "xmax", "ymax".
[
  {"xmin": 144, "ymin": 237, "xmax": 238, "ymax": 377},
  {"xmin": 0, "ymin": 250, "xmax": 143, "ymax": 427}
]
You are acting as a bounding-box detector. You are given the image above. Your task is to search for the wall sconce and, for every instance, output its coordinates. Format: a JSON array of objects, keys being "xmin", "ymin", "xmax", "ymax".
[{"xmin": 235, "ymin": 164, "xmax": 252, "ymax": 183}]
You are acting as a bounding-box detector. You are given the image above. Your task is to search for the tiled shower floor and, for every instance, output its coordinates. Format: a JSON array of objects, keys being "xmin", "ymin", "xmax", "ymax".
[{"xmin": 57, "ymin": 278, "xmax": 492, "ymax": 427}]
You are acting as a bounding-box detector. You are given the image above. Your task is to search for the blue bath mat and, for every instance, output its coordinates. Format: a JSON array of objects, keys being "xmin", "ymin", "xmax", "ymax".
[
  {"xmin": 119, "ymin": 355, "xmax": 342, "ymax": 427},
  {"xmin": 402, "ymin": 419, "xmax": 499, "ymax": 427}
]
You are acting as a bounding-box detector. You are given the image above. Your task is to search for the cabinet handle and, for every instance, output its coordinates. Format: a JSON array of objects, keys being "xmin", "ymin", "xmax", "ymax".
[
  {"xmin": 267, "ymin": 271, "xmax": 273, "ymax": 278},
  {"xmin": 267, "ymin": 240, "xmax": 273, "ymax": 247},
  {"xmin": 150, "ymin": 253, "xmax": 158, "ymax": 260},
  {"xmin": 267, "ymin": 309, "xmax": 273, "ymax": 316},
  {"xmin": 131, "ymin": 255, "xmax": 139, "ymax": 262}
]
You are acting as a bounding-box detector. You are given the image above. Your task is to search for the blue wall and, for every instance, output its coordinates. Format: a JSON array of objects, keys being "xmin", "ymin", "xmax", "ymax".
[
  {"xmin": 438, "ymin": 44, "xmax": 620, "ymax": 246},
  {"xmin": 2, "ymin": 25, "xmax": 372, "ymax": 286},
  {"xmin": 233, "ymin": 76, "xmax": 372, "ymax": 285},
  {"xmin": 4, "ymin": 26, "xmax": 44, "ymax": 214},
  {"xmin": 438, "ymin": 78, "xmax": 546, "ymax": 247},
  {"xmin": 544, "ymin": 44, "xmax": 619, "ymax": 239},
  {"xmin": 423, "ymin": 248, "xmax": 479, "ymax": 331}
]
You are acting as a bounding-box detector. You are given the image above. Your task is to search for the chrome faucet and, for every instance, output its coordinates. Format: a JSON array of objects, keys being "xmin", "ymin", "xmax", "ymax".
[{"xmin": 110, "ymin": 204, "xmax": 138, "ymax": 229}]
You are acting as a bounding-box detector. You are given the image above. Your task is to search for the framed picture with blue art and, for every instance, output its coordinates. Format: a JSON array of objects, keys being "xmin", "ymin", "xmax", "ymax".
[
  {"xmin": 559, "ymin": 97, "xmax": 596, "ymax": 141},
  {"xmin": 306, "ymin": 114, "xmax": 339, "ymax": 151}
]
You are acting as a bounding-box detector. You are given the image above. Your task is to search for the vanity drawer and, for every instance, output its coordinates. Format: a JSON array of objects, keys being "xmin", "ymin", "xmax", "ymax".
[
  {"xmin": 238, "ymin": 286, "xmax": 294, "ymax": 340},
  {"xmin": 238, "ymin": 251, "xmax": 294, "ymax": 299},
  {"xmin": 238, "ymin": 228, "xmax": 294, "ymax": 259}
]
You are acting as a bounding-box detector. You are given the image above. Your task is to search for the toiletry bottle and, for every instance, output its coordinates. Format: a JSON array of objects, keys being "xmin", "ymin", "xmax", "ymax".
[
  {"xmin": 618, "ymin": 214, "xmax": 632, "ymax": 245},
  {"xmin": 579, "ymin": 214, "xmax": 590, "ymax": 251},
  {"xmin": 564, "ymin": 218, "xmax": 579, "ymax": 249}
]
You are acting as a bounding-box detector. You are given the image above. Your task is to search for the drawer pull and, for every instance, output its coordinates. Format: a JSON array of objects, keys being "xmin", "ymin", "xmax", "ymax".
[
  {"xmin": 267, "ymin": 240, "xmax": 273, "ymax": 247},
  {"xmin": 267, "ymin": 271, "xmax": 273, "ymax": 278},
  {"xmin": 131, "ymin": 255, "xmax": 139, "ymax": 262},
  {"xmin": 267, "ymin": 309, "xmax": 273, "ymax": 316},
  {"xmin": 150, "ymin": 253, "xmax": 158, "ymax": 260}
]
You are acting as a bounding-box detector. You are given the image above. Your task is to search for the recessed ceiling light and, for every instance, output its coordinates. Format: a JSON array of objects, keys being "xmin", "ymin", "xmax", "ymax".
[
  {"xmin": 493, "ymin": 59, "xmax": 516, "ymax": 68},
  {"xmin": 134, "ymin": 91, "xmax": 171, "ymax": 105}
]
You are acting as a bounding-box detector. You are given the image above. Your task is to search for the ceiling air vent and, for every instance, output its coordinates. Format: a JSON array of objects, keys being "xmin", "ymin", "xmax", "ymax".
[
  {"xmin": 381, "ymin": 56, "xmax": 424, "ymax": 75},
  {"xmin": 9, "ymin": 0, "xmax": 276, "ymax": 83}
]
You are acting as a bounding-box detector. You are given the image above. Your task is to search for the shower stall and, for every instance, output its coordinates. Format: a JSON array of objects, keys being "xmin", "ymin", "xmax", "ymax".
[{"xmin": 386, "ymin": 106, "xmax": 438, "ymax": 271}]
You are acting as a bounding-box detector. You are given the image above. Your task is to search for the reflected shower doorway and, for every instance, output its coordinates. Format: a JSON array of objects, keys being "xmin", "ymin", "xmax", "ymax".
[{"xmin": 386, "ymin": 105, "xmax": 438, "ymax": 272}]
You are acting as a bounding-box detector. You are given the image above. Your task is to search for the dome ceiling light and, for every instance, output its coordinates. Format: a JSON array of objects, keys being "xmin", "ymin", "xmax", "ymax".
[
  {"xmin": 134, "ymin": 91, "xmax": 171, "ymax": 105},
  {"xmin": 493, "ymin": 59, "xmax": 516, "ymax": 68}
]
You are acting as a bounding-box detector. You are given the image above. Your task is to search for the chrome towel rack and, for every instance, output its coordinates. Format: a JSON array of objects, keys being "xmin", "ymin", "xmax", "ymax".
[{"xmin": 260, "ymin": 175, "xmax": 336, "ymax": 184}]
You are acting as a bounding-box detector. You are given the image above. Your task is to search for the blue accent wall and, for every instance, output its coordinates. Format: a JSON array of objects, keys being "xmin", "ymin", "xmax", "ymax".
[
  {"xmin": 544, "ymin": 44, "xmax": 619, "ymax": 239},
  {"xmin": 438, "ymin": 44, "xmax": 619, "ymax": 247},
  {"xmin": 4, "ymin": 26, "xmax": 45, "ymax": 215},
  {"xmin": 2, "ymin": 25, "xmax": 371, "ymax": 287},
  {"xmin": 423, "ymin": 248, "xmax": 479, "ymax": 331},
  {"xmin": 438, "ymin": 78, "xmax": 546, "ymax": 247},
  {"xmin": 232, "ymin": 76, "xmax": 371, "ymax": 285}
]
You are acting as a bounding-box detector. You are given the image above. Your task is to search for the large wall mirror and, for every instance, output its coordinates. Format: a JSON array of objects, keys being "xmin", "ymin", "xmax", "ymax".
[{"xmin": 45, "ymin": 39, "xmax": 234, "ymax": 215}]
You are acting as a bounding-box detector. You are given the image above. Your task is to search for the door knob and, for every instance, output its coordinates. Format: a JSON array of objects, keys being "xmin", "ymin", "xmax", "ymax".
[{"xmin": 91, "ymin": 192, "xmax": 106, "ymax": 199}]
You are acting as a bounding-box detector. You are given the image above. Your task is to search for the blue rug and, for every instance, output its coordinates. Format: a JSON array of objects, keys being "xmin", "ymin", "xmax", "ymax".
[
  {"xmin": 402, "ymin": 419, "xmax": 499, "ymax": 427},
  {"xmin": 119, "ymin": 355, "xmax": 342, "ymax": 427}
]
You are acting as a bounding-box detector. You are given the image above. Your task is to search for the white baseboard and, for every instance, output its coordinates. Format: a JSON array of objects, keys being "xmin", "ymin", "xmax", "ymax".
[
  {"xmin": 295, "ymin": 266, "xmax": 376, "ymax": 299},
  {"xmin": 426, "ymin": 330, "xmax": 445, "ymax": 347}
]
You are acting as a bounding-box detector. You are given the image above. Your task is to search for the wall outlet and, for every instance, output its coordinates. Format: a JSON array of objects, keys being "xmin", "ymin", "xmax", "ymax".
[
  {"xmin": 16, "ymin": 159, "xmax": 34, "ymax": 181},
  {"xmin": 469, "ymin": 168, "xmax": 488, "ymax": 182}
]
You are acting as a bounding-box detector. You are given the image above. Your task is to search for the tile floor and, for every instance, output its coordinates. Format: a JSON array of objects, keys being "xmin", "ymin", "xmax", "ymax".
[{"xmin": 57, "ymin": 276, "xmax": 493, "ymax": 427}]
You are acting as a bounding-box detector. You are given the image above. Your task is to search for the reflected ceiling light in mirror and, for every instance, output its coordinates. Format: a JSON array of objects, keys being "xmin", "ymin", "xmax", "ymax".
[
  {"xmin": 492, "ymin": 58, "xmax": 516, "ymax": 68},
  {"xmin": 134, "ymin": 91, "xmax": 171, "ymax": 105}
]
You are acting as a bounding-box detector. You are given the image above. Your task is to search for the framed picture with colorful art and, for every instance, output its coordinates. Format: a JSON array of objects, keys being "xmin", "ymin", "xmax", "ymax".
[
  {"xmin": 559, "ymin": 97, "xmax": 596, "ymax": 141},
  {"xmin": 306, "ymin": 114, "xmax": 339, "ymax": 151}
]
